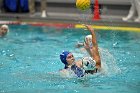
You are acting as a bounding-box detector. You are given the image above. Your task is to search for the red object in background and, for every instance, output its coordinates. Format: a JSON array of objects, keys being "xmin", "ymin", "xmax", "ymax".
[{"xmin": 92, "ymin": 0, "xmax": 100, "ymax": 21}]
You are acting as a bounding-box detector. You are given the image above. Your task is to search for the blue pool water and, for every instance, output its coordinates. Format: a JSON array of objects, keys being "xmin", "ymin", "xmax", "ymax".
[{"xmin": 0, "ymin": 24, "xmax": 140, "ymax": 93}]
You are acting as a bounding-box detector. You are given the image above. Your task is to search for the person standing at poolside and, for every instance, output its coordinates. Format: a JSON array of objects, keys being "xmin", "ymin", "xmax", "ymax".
[
  {"xmin": 0, "ymin": 24, "xmax": 9, "ymax": 37},
  {"xmin": 28, "ymin": 0, "xmax": 47, "ymax": 17},
  {"xmin": 122, "ymin": 0, "xmax": 140, "ymax": 22},
  {"xmin": 59, "ymin": 25, "xmax": 101, "ymax": 77}
]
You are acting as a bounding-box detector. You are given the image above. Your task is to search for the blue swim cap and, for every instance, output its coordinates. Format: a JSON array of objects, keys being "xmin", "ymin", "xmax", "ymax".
[{"xmin": 60, "ymin": 51, "xmax": 70, "ymax": 65}]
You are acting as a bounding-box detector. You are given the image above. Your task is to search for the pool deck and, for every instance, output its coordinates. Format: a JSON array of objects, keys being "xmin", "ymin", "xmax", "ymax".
[{"xmin": 0, "ymin": 12, "xmax": 140, "ymax": 32}]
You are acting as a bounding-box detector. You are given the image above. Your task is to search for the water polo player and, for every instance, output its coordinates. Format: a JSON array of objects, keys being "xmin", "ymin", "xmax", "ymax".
[
  {"xmin": 59, "ymin": 25, "xmax": 101, "ymax": 77},
  {"xmin": 0, "ymin": 24, "xmax": 9, "ymax": 37}
]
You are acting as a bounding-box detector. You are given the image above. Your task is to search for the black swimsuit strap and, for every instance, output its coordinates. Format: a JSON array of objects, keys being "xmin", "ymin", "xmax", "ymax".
[
  {"xmin": 85, "ymin": 68, "xmax": 98, "ymax": 74},
  {"xmin": 64, "ymin": 64, "xmax": 77, "ymax": 69},
  {"xmin": 64, "ymin": 65, "xmax": 68, "ymax": 69}
]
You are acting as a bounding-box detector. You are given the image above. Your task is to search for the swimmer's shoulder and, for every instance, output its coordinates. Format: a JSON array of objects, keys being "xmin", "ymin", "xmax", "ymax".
[
  {"xmin": 59, "ymin": 69, "xmax": 66, "ymax": 76},
  {"xmin": 59, "ymin": 69, "xmax": 69, "ymax": 77},
  {"xmin": 59, "ymin": 69, "xmax": 67, "ymax": 73}
]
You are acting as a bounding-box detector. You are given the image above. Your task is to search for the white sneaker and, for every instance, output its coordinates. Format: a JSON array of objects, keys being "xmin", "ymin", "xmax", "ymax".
[
  {"xmin": 122, "ymin": 16, "xmax": 133, "ymax": 21},
  {"xmin": 122, "ymin": 17, "xmax": 129, "ymax": 21},
  {"xmin": 134, "ymin": 18, "xmax": 140, "ymax": 22},
  {"xmin": 41, "ymin": 10, "xmax": 46, "ymax": 18}
]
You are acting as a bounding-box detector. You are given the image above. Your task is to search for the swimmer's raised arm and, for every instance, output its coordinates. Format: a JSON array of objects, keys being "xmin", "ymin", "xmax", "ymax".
[{"xmin": 85, "ymin": 25, "xmax": 101, "ymax": 69}]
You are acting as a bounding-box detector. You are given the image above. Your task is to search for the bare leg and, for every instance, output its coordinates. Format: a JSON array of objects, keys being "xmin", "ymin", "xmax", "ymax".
[
  {"xmin": 134, "ymin": 0, "xmax": 140, "ymax": 22},
  {"xmin": 122, "ymin": 0, "xmax": 136, "ymax": 21},
  {"xmin": 28, "ymin": 0, "xmax": 35, "ymax": 15}
]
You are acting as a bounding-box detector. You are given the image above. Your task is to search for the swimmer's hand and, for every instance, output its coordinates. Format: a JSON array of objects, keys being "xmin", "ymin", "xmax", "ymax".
[
  {"xmin": 84, "ymin": 25, "xmax": 94, "ymax": 32},
  {"xmin": 83, "ymin": 25, "xmax": 95, "ymax": 36},
  {"xmin": 75, "ymin": 42, "xmax": 84, "ymax": 48}
]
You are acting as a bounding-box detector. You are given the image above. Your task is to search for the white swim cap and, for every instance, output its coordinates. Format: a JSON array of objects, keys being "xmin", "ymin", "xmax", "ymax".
[
  {"xmin": 82, "ymin": 57, "xmax": 96, "ymax": 70},
  {"xmin": 84, "ymin": 35, "xmax": 92, "ymax": 48},
  {"xmin": 85, "ymin": 35, "xmax": 92, "ymax": 42},
  {"xmin": 1, "ymin": 24, "xmax": 9, "ymax": 32}
]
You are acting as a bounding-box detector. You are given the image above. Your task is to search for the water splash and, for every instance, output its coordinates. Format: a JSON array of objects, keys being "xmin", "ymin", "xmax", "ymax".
[{"xmin": 99, "ymin": 48, "xmax": 121, "ymax": 76}]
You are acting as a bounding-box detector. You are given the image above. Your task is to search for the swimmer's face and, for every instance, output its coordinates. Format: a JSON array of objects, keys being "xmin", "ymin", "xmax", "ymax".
[
  {"xmin": 66, "ymin": 53, "xmax": 75, "ymax": 65},
  {"xmin": 0, "ymin": 27, "xmax": 8, "ymax": 36}
]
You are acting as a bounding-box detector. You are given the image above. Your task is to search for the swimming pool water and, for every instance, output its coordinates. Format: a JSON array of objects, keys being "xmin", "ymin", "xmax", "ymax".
[{"xmin": 0, "ymin": 25, "xmax": 140, "ymax": 93}]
